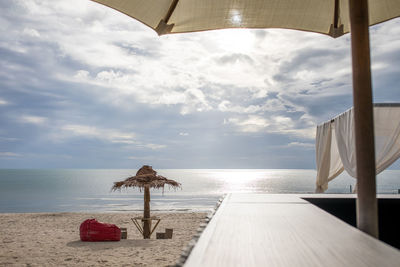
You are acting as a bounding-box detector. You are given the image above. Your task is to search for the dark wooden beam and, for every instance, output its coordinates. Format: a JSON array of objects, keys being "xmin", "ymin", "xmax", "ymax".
[
  {"xmin": 156, "ymin": 0, "xmax": 179, "ymax": 35},
  {"xmin": 143, "ymin": 185, "xmax": 151, "ymax": 238},
  {"xmin": 349, "ymin": 0, "xmax": 379, "ymax": 238}
]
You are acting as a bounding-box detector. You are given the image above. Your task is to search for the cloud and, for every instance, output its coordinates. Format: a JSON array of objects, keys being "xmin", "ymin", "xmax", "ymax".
[
  {"xmin": 0, "ymin": 137, "xmax": 19, "ymax": 142},
  {"xmin": 225, "ymin": 114, "xmax": 315, "ymax": 140},
  {"xmin": 140, "ymin": 144, "xmax": 166, "ymax": 150},
  {"xmin": 0, "ymin": 98, "xmax": 9, "ymax": 105},
  {"xmin": 60, "ymin": 124, "xmax": 136, "ymax": 144},
  {"xmin": 19, "ymin": 115, "xmax": 47, "ymax": 125},
  {"xmin": 225, "ymin": 115, "xmax": 269, "ymax": 133},
  {"xmin": 217, "ymin": 97, "xmax": 288, "ymax": 114},
  {"xmin": 74, "ymin": 70, "xmax": 90, "ymax": 80},
  {"xmin": 287, "ymin": 142, "xmax": 315, "ymax": 149},
  {"xmin": 22, "ymin": 28, "xmax": 40, "ymax": 38},
  {"xmin": 180, "ymin": 88, "xmax": 212, "ymax": 115},
  {"xmin": 216, "ymin": 53, "xmax": 254, "ymax": 65},
  {"xmin": 0, "ymin": 0, "xmax": 340, "ymax": 123},
  {"xmin": 156, "ymin": 91, "xmax": 186, "ymax": 105},
  {"xmin": 0, "ymin": 1, "xmax": 399, "ymax": 168},
  {"xmin": 55, "ymin": 124, "xmax": 166, "ymax": 150},
  {"xmin": 0, "ymin": 152, "xmax": 21, "ymax": 157}
]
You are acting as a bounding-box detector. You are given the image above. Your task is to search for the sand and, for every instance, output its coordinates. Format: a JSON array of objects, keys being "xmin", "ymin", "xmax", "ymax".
[{"xmin": 0, "ymin": 212, "xmax": 206, "ymax": 267}]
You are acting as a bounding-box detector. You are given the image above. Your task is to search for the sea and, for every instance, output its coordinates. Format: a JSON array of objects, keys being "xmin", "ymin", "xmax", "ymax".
[{"xmin": 0, "ymin": 169, "xmax": 399, "ymax": 213}]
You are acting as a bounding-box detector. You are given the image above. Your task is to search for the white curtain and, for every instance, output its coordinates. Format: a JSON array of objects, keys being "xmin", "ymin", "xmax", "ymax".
[
  {"xmin": 334, "ymin": 108, "xmax": 357, "ymax": 178},
  {"xmin": 374, "ymin": 106, "xmax": 400, "ymax": 173},
  {"xmin": 315, "ymin": 104, "xmax": 400, "ymax": 192},
  {"xmin": 315, "ymin": 121, "xmax": 344, "ymax": 192}
]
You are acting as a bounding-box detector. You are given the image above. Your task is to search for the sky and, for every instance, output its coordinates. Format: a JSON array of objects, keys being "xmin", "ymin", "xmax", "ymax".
[{"xmin": 0, "ymin": 0, "xmax": 400, "ymax": 169}]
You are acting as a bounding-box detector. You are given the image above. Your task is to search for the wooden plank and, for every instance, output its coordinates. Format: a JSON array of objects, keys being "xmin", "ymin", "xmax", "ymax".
[{"xmin": 184, "ymin": 194, "xmax": 400, "ymax": 267}]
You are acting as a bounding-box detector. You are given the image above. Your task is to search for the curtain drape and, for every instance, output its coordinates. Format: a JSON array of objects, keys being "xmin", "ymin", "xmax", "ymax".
[{"xmin": 315, "ymin": 104, "xmax": 400, "ymax": 192}]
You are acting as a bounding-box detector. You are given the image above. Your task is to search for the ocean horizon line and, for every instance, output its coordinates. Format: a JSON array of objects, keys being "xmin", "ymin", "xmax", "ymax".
[{"xmin": 1, "ymin": 169, "xmax": 399, "ymax": 213}]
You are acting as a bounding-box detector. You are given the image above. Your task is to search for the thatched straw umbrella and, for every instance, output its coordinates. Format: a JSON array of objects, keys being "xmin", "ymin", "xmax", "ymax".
[{"xmin": 112, "ymin": 165, "xmax": 181, "ymax": 239}]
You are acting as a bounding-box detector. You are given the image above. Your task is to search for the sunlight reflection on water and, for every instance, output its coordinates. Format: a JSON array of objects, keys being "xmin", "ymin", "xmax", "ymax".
[{"xmin": 0, "ymin": 169, "xmax": 398, "ymax": 212}]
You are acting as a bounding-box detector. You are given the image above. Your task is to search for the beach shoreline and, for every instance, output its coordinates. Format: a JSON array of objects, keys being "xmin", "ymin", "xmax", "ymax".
[{"xmin": 0, "ymin": 212, "xmax": 206, "ymax": 266}]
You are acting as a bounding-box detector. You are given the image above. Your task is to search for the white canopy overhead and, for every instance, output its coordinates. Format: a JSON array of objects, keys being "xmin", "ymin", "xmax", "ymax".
[
  {"xmin": 316, "ymin": 103, "xmax": 400, "ymax": 193},
  {"xmin": 91, "ymin": 0, "xmax": 400, "ymax": 37}
]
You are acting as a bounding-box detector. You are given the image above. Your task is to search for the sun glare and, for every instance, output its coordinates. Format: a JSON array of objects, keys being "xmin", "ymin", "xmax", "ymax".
[
  {"xmin": 217, "ymin": 29, "xmax": 255, "ymax": 53},
  {"xmin": 230, "ymin": 9, "xmax": 242, "ymax": 26},
  {"xmin": 213, "ymin": 170, "xmax": 265, "ymax": 193}
]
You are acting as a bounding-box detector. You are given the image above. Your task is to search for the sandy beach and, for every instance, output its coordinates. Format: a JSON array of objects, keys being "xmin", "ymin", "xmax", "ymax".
[{"xmin": 0, "ymin": 212, "xmax": 206, "ymax": 266}]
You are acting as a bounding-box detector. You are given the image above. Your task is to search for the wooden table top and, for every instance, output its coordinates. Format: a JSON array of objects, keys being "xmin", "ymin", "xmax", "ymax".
[{"xmin": 184, "ymin": 193, "xmax": 400, "ymax": 267}]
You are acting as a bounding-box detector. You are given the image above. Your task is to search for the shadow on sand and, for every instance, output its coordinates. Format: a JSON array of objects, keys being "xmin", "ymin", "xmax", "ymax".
[{"xmin": 67, "ymin": 239, "xmax": 156, "ymax": 250}]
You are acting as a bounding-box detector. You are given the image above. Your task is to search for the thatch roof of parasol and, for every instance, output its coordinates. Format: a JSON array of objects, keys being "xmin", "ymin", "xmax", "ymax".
[{"xmin": 112, "ymin": 165, "xmax": 181, "ymax": 191}]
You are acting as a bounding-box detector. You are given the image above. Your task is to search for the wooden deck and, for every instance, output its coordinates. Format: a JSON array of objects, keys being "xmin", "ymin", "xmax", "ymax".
[{"xmin": 184, "ymin": 194, "xmax": 400, "ymax": 267}]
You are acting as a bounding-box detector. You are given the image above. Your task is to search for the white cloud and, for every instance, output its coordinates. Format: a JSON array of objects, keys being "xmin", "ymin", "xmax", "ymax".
[
  {"xmin": 27, "ymin": 2, "xmax": 311, "ymax": 116},
  {"xmin": 156, "ymin": 92, "xmax": 186, "ymax": 105},
  {"xmin": 266, "ymin": 115, "xmax": 315, "ymax": 140},
  {"xmin": 0, "ymin": 152, "xmax": 21, "ymax": 157},
  {"xmin": 0, "ymin": 98, "xmax": 9, "ymax": 105},
  {"xmin": 141, "ymin": 143, "xmax": 166, "ymax": 150},
  {"xmin": 217, "ymin": 98, "xmax": 288, "ymax": 114},
  {"xmin": 287, "ymin": 142, "xmax": 315, "ymax": 149},
  {"xmin": 74, "ymin": 70, "xmax": 90, "ymax": 80},
  {"xmin": 21, "ymin": 0, "xmax": 352, "ymax": 123},
  {"xmin": 226, "ymin": 115, "xmax": 269, "ymax": 133},
  {"xmin": 180, "ymin": 88, "xmax": 212, "ymax": 114},
  {"xmin": 60, "ymin": 124, "xmax": 135, "ymax": 144},
  {"xmin": 218, "ymin": 100, "xmax": 231, "ymax": 112},
  {"xmin": 22, "ymin": 28, "xmax": 40, "ymax": 38},
  {"xmin": 1, "ymin": 0, "xmax": 399, "ymax": 168},
  {"xmin": 19, "ymin": 115, "xmax": 47, "ymax": 125},
  {"xmin": 226, "ymin": 114, "xmax": 315, "ymax": 139},
  {"xmin": 271, "ymin": 116, "xmax": 293, "ymax": 128},
  {"xmin": 96, "ymin": 70, "xmax": 125, "ymax": 83},
  {"xmin": 57, "ymin": 124, "xmax": 166, "ymax": 150},
  {"xmin": 277, "ymin": 127, "xmax": 316, "ymax": 140}
]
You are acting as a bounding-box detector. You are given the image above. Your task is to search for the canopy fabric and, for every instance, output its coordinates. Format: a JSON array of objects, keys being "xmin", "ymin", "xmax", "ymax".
[
  {"xmin": 91, "ymin": 0, "xmax": 400, "ymax": 37},
  {"xmin": 315, "ymin": 104, "xmax": 400, "ymax": 192}
]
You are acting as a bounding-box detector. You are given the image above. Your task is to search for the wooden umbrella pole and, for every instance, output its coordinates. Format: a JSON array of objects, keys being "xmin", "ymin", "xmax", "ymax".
[
  {"xmin": 143, "ymin": 185, "xmax": 151, "ymax": 239},
  {"xmin": 349, "ymin": 0, "xmax": 379, "ymax": 238}
]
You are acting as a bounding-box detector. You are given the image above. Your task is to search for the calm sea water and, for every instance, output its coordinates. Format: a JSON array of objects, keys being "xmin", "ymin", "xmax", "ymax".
[{"xmin": 0, "ymin": 169, "xmax": 398, "ymax": 213}]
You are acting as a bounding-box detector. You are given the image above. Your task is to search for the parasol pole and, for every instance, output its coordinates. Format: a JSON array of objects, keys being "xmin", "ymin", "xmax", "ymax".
[
  {"xmin": 349, "ymin": 0, "xmax": 378, "ymax": 238},
  {"xmin": 143, "ymin": 185, "xmax": 151, "ymax": 238}
]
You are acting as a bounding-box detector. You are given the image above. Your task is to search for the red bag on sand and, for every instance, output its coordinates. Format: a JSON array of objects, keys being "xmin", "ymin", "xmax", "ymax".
[{"xmin": 80, "ymin": 219, "xmax": 121, "ymax": 242}]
